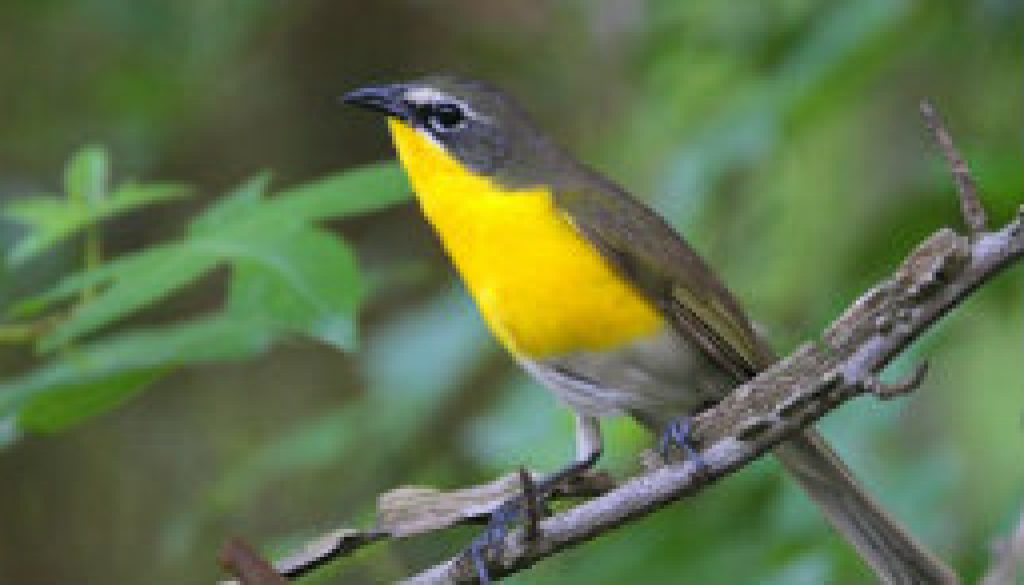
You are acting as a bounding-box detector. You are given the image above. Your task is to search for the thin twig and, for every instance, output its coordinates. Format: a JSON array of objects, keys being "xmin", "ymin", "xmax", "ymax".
[
  {"xmin": 518, "ymin": 467, "xmax": 541, "ymax": 542},
  {"xmin": 399, "ymin": 106, "xmax": 1021, "ymax": 584},
  {"xmin": 215, "ymin": 470, "xmax": 617, "ymax": 584},
  {"xmin": 227, "ymin": 104, "xmax": 1020, "ymax": 585},
  {"xmin": 920, "ymin": 99, "xmax": 988, "ymax": 235},
  {"xmin": 219, "ymin": 538, "xmax": 289, "ymax": 585},
  {"xmin": 405, "ymin": 215, "xmax": 1024, "ymax": 585},
  {"xmin": 279, "ymin": 529, "xmax": 386, "ymax": 579},
  {"xmin": 862, "ymin": 360, "xmax": 930, "ymax": 399}
]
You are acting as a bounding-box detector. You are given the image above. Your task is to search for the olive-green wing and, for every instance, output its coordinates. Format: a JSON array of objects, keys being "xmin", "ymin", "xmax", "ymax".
[{"xmin": 555, "ymin": 171, "xmax": 774, "ymax": 382}]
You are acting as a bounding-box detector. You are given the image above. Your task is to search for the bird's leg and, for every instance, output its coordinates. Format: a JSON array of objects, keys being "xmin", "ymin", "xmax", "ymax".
[
  {"xmin": 469, "ymin": 415, "xmax": 602, "ymax": 583},
  {"xmin": 658, "ymin": 415, "xmax": 707, "ymax": 469}
]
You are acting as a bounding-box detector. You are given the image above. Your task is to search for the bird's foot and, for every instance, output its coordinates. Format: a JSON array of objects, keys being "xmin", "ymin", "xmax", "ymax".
[
  {"xmin": 658, "ymin": 416, "xmax": 707, "ymax": 469},
  {"xmin": 468, "ymin": 461, "xmax": 591, "ymax": 583},
  {"xmin": 467, "ymin": 470, "xmax": 551, "ymax": 583}
]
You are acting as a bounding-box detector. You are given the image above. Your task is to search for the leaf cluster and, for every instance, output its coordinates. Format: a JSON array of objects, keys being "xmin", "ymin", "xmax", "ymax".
[{"xmin": 0, "ymin": 146, "xmax": 408, "ymax": 435}]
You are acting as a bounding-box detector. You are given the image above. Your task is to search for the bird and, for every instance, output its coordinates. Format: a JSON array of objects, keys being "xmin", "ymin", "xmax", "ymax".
[{"xmin": 343, "ymin": 76, "xmax": 953, "ymax": 584}]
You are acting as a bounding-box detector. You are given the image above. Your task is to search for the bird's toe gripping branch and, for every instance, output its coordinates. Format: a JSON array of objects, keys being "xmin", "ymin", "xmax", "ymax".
[
  {"xmin": 467, "ymin": 467, "xmax": 548, "ymax": 583},
  {"xmin": 858, "ymin": 361, "xmax": 930, "ymax": 400},
  {"xmin": 658, "ymin": 416, "xmax": 708, "ymax": 470}
]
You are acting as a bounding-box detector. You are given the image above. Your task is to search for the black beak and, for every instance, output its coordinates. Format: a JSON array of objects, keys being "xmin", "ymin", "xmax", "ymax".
[{"xmin": 341, "ymin": 84, "xmax": 411, "ymax": 120}]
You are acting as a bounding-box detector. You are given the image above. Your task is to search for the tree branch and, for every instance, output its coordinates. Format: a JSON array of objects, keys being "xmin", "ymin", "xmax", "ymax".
[
  {"xmin": 219, "ymin": 102, "xmax": 1023, "ymax": 585},
  {"xmin": 219, "ymin": 537, "xmax": 289, "ymax": 585},
  {"xmin": 407, "ymin": 213, "xmax": 1023, "ymax": 583},
  {"xmin": 920, "ymin": 99, "xmax": 987, "ymax": 235},
  {"xmin": 398, "ymin": 103, "xmax": 1022, "ymax": 584}
]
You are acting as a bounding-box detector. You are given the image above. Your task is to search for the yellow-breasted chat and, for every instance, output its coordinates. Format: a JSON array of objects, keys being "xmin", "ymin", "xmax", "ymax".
[{"xmin": 344, "ymin": 76, "xmax": 953, "ymax": 584}]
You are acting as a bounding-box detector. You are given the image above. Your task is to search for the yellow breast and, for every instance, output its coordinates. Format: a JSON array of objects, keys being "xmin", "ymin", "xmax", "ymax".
[{"xmin": 388, "ymin": 120, "xmax": 663, "ymax": 358}]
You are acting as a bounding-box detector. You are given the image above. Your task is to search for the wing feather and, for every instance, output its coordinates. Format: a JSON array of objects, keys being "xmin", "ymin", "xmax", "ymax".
[{"xmin": 554, "ymin": 169, "xmax": 773, "ymax": 382}]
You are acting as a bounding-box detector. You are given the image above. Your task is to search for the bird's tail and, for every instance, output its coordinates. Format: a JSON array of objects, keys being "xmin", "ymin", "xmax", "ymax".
[{"xmin": 773, "ymin": 429, "xmax": 958, "ymax": 584}]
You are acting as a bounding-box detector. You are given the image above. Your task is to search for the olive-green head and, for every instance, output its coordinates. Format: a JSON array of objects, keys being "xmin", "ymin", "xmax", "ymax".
[{"xmin": 343, "ymin": 76, "xmax": 572, "ymax": 187}]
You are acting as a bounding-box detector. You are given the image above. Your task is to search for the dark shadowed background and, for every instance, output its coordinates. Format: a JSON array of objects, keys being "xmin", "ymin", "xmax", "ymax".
[{"xmin": 0, "ymin": 1, "xmax": 1022, "ymax": 583}]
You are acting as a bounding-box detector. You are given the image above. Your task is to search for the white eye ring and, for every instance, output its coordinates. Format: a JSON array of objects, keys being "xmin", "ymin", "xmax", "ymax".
[{"xmin": 427, "ymin": 103, "xmax": 467, "ymax": 133}]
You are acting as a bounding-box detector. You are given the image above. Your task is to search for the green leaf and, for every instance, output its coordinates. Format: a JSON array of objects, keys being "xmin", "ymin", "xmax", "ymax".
[
  {"xmin": 64, "ymin": 145, "xmax": 109, "ymax": 206},
  {"xmin": 2, "ymin": 196, "xmax": 90, "ymax": 265},
  {"xmin": 11, "ymin": 243, "xmax": 182, "ymax": 318},
  {"xmin": 17, "ymin": 368, "xmax": 169, "ymax": 432},
  {"xmin": 0, "ymin": 316, "xmax": 274, "ymax": 425},
  {"xmin": 102, "ymin": 182, "xmax": 192, "ymax": 218},
  {"xmin": 226, "ymin": 228, "xmax": 365, "ymax": 350},
  {"xmin": 262, "ymin": 161, "xmax": 409, "ymax": 223},
  {"xmin": 3, "ymin": 161, "xmax": 407, "ymax": 434},
  {"xmin": 2, "ymin": 184, "xmax": 190, "ymax": 265},
  {"xmin": 37, "ymin": 247, "xmax": 220, "ymax": 351},
  {"xmin": 188, "ymin": 172, "xmax": 272, "ymax": 237},
  {"xmin": 3, "ymin": 145, "xmax": 190, "ymax": 266},
  {"xmin": 10, "ymin": 175, "xmax": 262, "ymax": 323},
  {"xmin": 188, "ymin": 164, "xmax": 407, "ymax": 244}
]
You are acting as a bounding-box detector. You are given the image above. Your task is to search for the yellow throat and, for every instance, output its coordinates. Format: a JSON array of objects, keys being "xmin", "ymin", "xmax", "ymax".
[{"xmin": 387, "ymin": 119, "xmax": 663, "ymax": 358}]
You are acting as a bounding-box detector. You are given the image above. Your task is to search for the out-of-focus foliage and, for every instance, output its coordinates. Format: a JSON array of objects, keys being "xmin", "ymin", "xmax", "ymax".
[
  {"xmin": 3, "ymin": 146, "xmax": 189, "ymax": 266},
  {"xmin": 0, "ymin": 149, "xmax": 407, "ymax": 435},
  {"xmin": 0, "ymin": 1, "xmax": 1021, "ymax": 584}
]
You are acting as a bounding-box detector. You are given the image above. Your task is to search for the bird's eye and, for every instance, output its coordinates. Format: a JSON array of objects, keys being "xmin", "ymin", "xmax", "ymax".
[{"xmin": 427, "ymin": 103, "xmax": 466, "ymax": 133}]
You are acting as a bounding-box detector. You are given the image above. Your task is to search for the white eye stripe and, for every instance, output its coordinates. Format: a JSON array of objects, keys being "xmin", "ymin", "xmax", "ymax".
[
  {"xmin": 462, "ymin": 105, "xmax": 490, "ymax": 123},
  {"xmin": 402, "ymin": 87, "xmax": 489, "ymax": 123},
  {"xmin": 405, "ymin": 87, "xmax": 450, "ymax": 104}
]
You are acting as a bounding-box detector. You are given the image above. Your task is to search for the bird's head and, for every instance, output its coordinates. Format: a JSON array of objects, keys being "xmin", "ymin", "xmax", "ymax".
[{"xmin": 343, "ymin": 76, "xmax": 568, "ymax": 188}]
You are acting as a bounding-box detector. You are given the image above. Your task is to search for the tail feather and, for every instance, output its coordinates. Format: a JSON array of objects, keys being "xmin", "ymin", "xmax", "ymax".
[
  {"xmin": 635, "ymin": 409, "xmax": 956, "ymax": 584},
  {"xmin": 774, "ymin": 430, "xmax": 958, "ymax": 585}
]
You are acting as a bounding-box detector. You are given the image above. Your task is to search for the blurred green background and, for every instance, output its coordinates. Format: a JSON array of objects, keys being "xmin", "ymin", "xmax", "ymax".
[{"xmin": 0, "ymin": 1, "xmax": 1022, "ymax": 583}]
